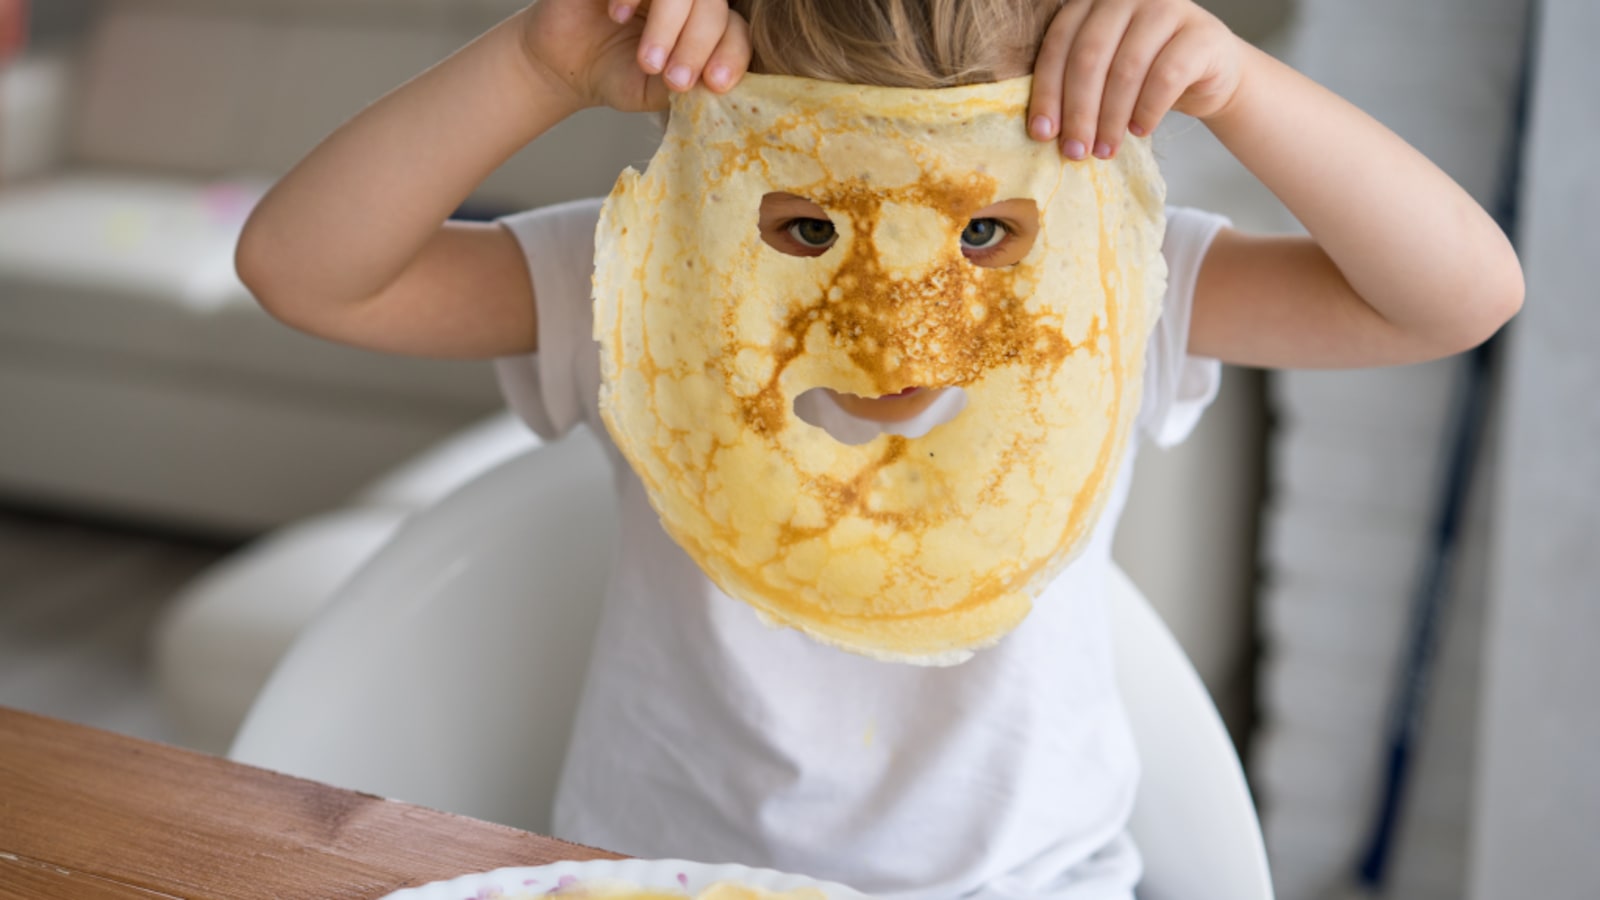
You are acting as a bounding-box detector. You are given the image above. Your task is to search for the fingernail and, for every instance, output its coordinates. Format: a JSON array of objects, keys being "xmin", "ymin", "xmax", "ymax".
[
  {"xmin": 1029, "ymin": 116, "xmax": 1055, "ymax": 140},
  {"xmin": 611, "ymin": 4, "xmax": 634, "ymax": 23},
  {"xmin": 706, "ymin": 64, "xmax": 731, "ymax": 89},
  {"xmin": 642, "ymin": 46, "xmax": 666, "ymax": 72},
  {"xmin": 1129, "ymin": 122, "xmax": 1147, "ymax": 137},
  {"xmin": 1063, "ymin": 139, "xmax": 1087, "ymax": 160},
  {"xmin": 665, "ymin": 64, "xmax": 692, "ymax": 89},
  {"xmin": 1094, "ymin": 141, "xmax": 1113, "ymax": 159}
]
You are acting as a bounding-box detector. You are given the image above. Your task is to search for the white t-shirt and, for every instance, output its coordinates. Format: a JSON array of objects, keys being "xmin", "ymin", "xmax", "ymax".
[{"xmin": 495, "ymin": 199, "xmax": 1226, "ymax": 900}]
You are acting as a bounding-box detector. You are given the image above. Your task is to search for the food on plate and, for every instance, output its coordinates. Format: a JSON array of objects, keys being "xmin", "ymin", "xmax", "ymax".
[{"xmin": 537, "ymin": 878, "xmax": 827, "ymax": 899}]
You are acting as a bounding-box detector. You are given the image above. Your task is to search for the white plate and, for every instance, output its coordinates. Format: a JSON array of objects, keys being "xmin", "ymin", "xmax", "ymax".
[{"xmin": 379, "ymin": 858, "xmax": 875, "ymax": 900}]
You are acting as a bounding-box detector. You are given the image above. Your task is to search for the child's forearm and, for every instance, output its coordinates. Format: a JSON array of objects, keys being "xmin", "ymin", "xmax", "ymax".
[
  {"xmin": 1203, "ymin": 43, "xmax": 1523, "ymax": 358},
  {"xmin": 236, "ymin": 12, "xmax": 578, "ymax": 320}
]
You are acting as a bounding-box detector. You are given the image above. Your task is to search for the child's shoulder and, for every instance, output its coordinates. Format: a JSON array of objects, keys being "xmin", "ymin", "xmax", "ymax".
[
  {"xmin": 496, "ymin": 198, "xmax": 609, "ymax": 286},
  {"xmin": 500, "ymin": 197, "xmax": 607, "ymax": 240},
  {"xmin": 1164, "ymin": 205, "xmax": 1231, "ymax": 243}
]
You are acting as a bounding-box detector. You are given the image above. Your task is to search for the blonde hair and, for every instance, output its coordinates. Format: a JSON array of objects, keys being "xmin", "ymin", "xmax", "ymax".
[{"xmin": 732, "ymin": 0, "xmax": 1056, "ymax": 88}]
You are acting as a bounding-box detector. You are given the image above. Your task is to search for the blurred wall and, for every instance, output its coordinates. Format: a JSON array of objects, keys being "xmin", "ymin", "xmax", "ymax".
[
  {"xmin": 21, "ymin": 1, "xmax": 1287, "ymax": 50},
  {"xmin": 28, "ymin": 0, "xmax": 93, "ymax": 43},
  {"xmin": 1471, "ymin": 2, "xmax": 1600, "ymax": 896},
  {"xmin": 25, "ymin": 0, "xmax": 1287, "ymax": 46},
  {"xmin": 1252, "ymin": 2, "xmax": 1531, "ymax": 899},
  {"xmin": 1202, "ymin": 0, "xmax": 1290, "ymax": 43}
]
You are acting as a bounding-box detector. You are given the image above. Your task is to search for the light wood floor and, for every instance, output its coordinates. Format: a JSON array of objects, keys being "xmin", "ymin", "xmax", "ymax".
[{"xmin": 0, "ymin": 505, "xmax": 231, "ymax": 747}]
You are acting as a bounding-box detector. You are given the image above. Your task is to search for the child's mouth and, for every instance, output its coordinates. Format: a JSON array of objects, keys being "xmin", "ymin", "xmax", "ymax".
[{"xmin": 805, "ymin": 386, "xmax": 958, "ymax": 429}]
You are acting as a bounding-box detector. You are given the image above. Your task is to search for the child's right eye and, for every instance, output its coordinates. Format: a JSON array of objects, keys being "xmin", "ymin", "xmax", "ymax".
[{"xmin": 786, "ymin": 219, "xmax": 837, "ymax": 248}]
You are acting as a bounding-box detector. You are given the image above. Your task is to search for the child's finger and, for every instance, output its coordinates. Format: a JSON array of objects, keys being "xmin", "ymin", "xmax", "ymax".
[
  {"xmin": 702, "ymin": 12, "xmax": 752, "ymax": 93},
  {"xmin": 1027, "ymin": 1, "xmax": 1092, "ymax": 142},
  {"xmin": 1130, "ymin": 28, "xmax": 1206, "ymax": 139},
  {"xmin": 1058, "ymin": 2, "xmax": 1136, "ymax": 160},
  {"xmin": 636, "ymin": 0, "xmax": 695, "ymax": 75},
  {"xmin": 1096, "ymin": 9, "xmax": 1178, "ymax": 156},
  {"xmin": 661, "ymin": 0, "xmax": 730, "ymax": 91}
]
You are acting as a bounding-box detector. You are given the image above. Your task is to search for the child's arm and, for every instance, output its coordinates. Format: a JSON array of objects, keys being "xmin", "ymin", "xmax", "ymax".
[
  {"xmin": 1027, "ymin": 0, "xmax": 1524, "ymax": 369},
  {"xmin": 236, "ymin": 0, "xmax": 749, "ymax": 359}
]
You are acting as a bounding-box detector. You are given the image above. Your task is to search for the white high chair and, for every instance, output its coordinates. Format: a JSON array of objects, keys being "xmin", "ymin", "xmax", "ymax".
[{"xmin": 229, "ymin": 426, "xmax": 1272, "ymax": 900}]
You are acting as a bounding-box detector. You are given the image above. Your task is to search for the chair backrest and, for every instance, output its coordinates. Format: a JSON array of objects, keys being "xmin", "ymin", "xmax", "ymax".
[
  {"xmin": 1106, "ymin": 565, "xmax": 1274, "ymax": 900},
  {"xmin": 230, "ymin": 426, "xmax": 1271, "ymax": 900}
]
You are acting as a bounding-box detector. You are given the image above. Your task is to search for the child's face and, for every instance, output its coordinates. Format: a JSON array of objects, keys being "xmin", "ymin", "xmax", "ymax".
[
  {"xmin": 742, "ymin": 54, "xmax": 1036, "ymax": 427},
  {"xmin": 756, "ymin": 191, "xmax": 1039, "ymax": 422}
]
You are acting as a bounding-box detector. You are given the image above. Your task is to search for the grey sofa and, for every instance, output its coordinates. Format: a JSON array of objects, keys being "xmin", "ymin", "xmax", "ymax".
[{"xmin": 0, "ymin": 0, "xmax": 658, "ymax": 533}]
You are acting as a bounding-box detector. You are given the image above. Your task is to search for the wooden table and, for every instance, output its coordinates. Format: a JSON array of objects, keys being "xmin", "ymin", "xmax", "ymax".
[{"xmin": 0, "ymin": 706, "xmax": 622, "ymax": 899}]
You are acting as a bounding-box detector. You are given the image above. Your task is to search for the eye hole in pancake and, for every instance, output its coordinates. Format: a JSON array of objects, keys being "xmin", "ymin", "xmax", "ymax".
[
  {"xmin": 962, "ymin": 198, "xmax": 1039, "ymax": 268},
  {"xmin": 759, "ymin": 192, "xmax": 837, "ymax": 257}
]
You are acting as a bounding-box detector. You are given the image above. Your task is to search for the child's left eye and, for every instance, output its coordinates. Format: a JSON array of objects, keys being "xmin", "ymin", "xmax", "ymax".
[
  {"xmin": 786, "ymin": 218, "xmax": 837, "ymax": 248},
  {"xmin": 960, "ymin": 218, "xmax": 1008, "ymax": 251}
]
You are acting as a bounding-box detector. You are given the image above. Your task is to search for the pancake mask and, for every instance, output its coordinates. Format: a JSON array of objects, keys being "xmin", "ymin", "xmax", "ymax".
[{"xmin": 594, "ymin": 74, "xmax": 1167, "ymax": 665}]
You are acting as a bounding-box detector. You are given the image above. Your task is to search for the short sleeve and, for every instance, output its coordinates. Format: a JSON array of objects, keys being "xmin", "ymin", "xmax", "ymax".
[
  {"xmin": 1137, "ymin": 205, "xmax": 1229, "ymax": 448},
  {"xmin": 492, "ymin": 199, "xmax": 605, "ymax": 440}
]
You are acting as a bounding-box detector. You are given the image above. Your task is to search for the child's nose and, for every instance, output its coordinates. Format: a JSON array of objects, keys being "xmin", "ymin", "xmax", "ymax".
[{"xmin": 841, "ymin": 259, "xmax": 1002, "ymax": 388}]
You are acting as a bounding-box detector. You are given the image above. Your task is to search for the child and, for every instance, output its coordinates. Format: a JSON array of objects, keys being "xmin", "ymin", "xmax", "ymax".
[{"xmin": 236, "ymin": 1, "xmax": 1522, "ymax": 897}]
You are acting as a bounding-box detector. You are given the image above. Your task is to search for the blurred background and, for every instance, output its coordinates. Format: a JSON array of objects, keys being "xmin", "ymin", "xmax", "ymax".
[{"xmin": 0, "ymin": 1, "xmax": 1594, "ymax": 898}]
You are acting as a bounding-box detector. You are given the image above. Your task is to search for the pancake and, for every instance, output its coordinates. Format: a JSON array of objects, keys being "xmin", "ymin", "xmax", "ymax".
[{"xmin": 593, "ymin": 73, "xmax": 1167, "ymax": 664}]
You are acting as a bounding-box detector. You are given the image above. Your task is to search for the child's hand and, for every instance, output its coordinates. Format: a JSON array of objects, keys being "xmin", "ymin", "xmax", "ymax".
[
  {"xmin": 1027, "ymin": 0, "xmax": 1244, "ymax": 159},
  {"xmin": 520, "ymin": 0, "xmax": 751, "ymax": 113}
]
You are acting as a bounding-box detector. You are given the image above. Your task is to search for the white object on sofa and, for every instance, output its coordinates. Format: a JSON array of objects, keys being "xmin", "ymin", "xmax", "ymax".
[
  {"xmin": 228, "ymin": 425, "xmax": 1272, "ymax": 900},
  {"xmin": 0, "ymin": 52, "xmax": 71, "ymax": 182},
  {"xmin": 0, "ymin": 0, "xmax": 660, "ymax": 532},
  {"xmin": 152, "ymin": 412, "xmax": 538, "ymax": 753}
]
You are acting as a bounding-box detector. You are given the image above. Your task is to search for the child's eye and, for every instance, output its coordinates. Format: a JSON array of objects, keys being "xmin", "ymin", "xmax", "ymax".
[
  {"xmin": 961, "ymin": 200, "xmax": 1038, "ymax": 268},
  {"xmin": 786, "ymin": 218, "xmax": 837, "ymax": 248},
  {"xmin": 960, "ymin": 218, "xmax": 1008, "ymax": 251}
]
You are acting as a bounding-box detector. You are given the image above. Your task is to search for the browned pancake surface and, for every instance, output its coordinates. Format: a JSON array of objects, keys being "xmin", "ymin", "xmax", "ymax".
[{"xmin": 594, "ymin": 75, "xmax": 1167, "ymax": 664}]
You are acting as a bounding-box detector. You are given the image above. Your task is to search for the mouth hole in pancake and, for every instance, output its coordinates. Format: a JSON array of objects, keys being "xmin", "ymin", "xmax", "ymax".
[
  {"xmin": 759, "ymin": 192, "xmax": 837, "ymax": 257},
  {"xmin": 792, "ymin": 386, "xmax": 970, "ymax": 445},
  {"xmin": 962, "ymin": 198, "xmax": 1040, "ymax": 269}
]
